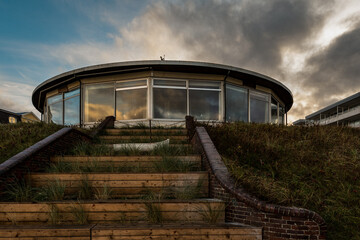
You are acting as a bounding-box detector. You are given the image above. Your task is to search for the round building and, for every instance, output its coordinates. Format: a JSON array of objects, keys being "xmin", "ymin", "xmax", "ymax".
[{"xmin": 32, "ymin": 61, "xmax": 293, "ymax": 127}]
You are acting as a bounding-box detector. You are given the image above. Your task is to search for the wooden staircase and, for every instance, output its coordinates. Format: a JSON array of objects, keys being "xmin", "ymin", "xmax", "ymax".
[{"xmin": 0, "ymin": 128, "xmax": 262, "ymax": 239}]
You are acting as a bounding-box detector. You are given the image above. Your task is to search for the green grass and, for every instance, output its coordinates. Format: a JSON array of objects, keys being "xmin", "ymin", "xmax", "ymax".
[
  {"xmin": 203, "ymin": 122, "xmax": 360, "ymax": 240},
  {"xmin": 3, "ymin": 178, "xmax": 34, "ymax": 202},
  {"xmin": 0, "ymin": 122, "xmax": 63, "ymax": 163}
]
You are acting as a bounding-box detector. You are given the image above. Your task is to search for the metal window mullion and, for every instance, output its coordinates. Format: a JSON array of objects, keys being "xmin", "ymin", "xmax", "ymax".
[
  {"xmin": 248, "ymin": 89, "xmax": 250, "ymax": 122},
  {"xmin": 188, "ymin": 88, "xmax": 221, "ymax": 91},
  {"xmin": 114, "ymin": 82, "xmax": 116, "ymax": 119},
  {"xmin": 186, "ymin": 80, "xmax": 189, "ymax": 116}
]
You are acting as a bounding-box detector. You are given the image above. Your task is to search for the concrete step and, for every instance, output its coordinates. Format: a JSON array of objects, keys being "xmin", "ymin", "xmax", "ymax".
[
  {"xmin": 0, "ymin": 223, "xmax": 262, "ymax": 240},
  {"xmin": 0, "ymin": 199, "xmax": 224, "ymax": 225},
  {"xmin": 50, "ymin": 155, "xmax": 202, "ymax": 172},
  {"xmin": 27, "ymin": 172, "xmax": 208, "ymax": 198},
  {"xmin": 104, "ymin": 128, "xmax": 187, "ymax": 136}
]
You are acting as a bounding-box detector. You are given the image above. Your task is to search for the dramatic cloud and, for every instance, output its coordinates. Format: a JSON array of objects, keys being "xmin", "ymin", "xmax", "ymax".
[
  {"xmin": 302, "ymin": 21, "xmax": 360, "ymax": 108},
  {"xmin": 3, "ymin": 0, "xmax": 358, "ymax": 123}
]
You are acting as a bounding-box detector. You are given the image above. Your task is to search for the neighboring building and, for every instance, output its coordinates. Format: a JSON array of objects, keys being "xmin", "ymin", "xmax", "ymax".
[
  {"xmin": 292, "ymin": 119, "xmax": 306, "ymax": 126},
  {"xmin": 304, "ymin": 92, "xmax": 360, "ymax": 127},
  {"xmin": 0, "ymin": 109, "xmax": 40, "ymax": 124},
  {"xmin": 32, "ymin": 61, "xmax": 293, "ymax": 127}
]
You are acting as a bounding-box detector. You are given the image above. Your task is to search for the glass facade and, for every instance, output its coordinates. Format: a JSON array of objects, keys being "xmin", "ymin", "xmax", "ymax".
[
  {"xmin": 271, "ymin": 97, "xmax": 278, "ymax": 124},
  {"xmin": 116, "ymin": 80, "xmax": 147, "ymax": 120},
  {"xmin": 84, "ymin": 83, "xmax": 114, "ymax": 122},
  {"xmin": 250, "ymin": 91, "xmax": 269, "ymax": 123},
  {"xmin": 44, "ymin": 77, "xmax": 287, "ymax": 126},
  {"xmin": 226, "ymin": 84, "xmax": 248, "ymax": 122},
  {"xmin": 47, "ymin": 94, "xmax": 63, "ymax": 124},
  {"xmin": 189, "ymin": 81, "xmax": 220, "ymax": 120}
]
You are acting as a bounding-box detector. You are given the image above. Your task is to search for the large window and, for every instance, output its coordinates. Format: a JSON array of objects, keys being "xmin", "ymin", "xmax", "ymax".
[
  {"xmin": 189, "ymin": 81, "xmax": 220, "ymax": 120},
  {"xmin": 84, "ymin": 83, "xmax": 115, "ymax": 122},
  {"xmin": 64, "ymin": 89, "xmax": 80, "ymax": 125},
  {"xmin": 279, "ymin": 105, "xmax": 285, "ymax": 125},
  {"xmin": 116, "ymin": 80, "xmax": 147, "ymax": 120},
  {"xmin": 226, "ymin": 84, "xmax": 248, "ymax": 122},
  {"xmin": 153, "ymin": 80, "xmax": 187, "ymax": 119},
  {"xmin": 46, "ymin": 89, "xmax": 80, "ymax": 125},
  {"xmin": 250, "ymin": 91, "xmax": 269, "ymax": 123},
  {"xmin": 47, "ymin": 94, "xmax": 63, "ymax": 124},
  {"xmin": 271, "ymin": 97, "xmax": 278, "ymax": 124}
]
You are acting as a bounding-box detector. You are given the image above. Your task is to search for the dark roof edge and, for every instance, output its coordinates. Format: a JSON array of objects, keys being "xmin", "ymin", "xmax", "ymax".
[{"xmin": 306, "ymin": 92, "xmax": 360, "ymax": 119}]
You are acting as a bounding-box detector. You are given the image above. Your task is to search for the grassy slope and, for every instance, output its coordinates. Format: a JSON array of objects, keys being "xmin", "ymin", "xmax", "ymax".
[
  {"xmin": 204, "ymin": 123, "xmax": 360, "ymax": 240},
  {"xmin": 0, "ymin": 122, "xmax": 63, "ymax": 164}
]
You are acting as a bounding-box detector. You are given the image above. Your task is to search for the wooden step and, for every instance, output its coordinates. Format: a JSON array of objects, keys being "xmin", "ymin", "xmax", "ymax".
[
  {"xmin": 104, "ymin": 129, "xmax": 187, "ymax": 136},
  {"xmin": 92, "ymin": 223, "xmax": 262, "ymax": 240},
  {"xmin": 100, "ymin": 135, "xmax": 188, "ymax": 142},
  {"xmin": 0, "ymin": 199, "xmax": 225, "ymax": 225},
  {"xmin": 50, "ymin": 155, "xmax": 202, "ymax": 172},
  {"xmin": 0, "ymin": 223, "xmax": 262, "ymax": 240},
  {"xmin": 28, "ymin": 172, "xmax": 208, "ymax": 198},
  {"xmin": 0, "ymin": 225, "xmax": 93, "ymax": 240}
]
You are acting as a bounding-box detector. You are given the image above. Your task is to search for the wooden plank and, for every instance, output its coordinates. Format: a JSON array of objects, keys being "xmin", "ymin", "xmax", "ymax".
[
  {"xmin": 92, "ymin": 224, "xmax": 262, "ymax": 240},
  {"xmin": 104, "ymin": 129, "xmax": 187, "ymax": 135},
  {"xmin": 0, "ymin": 200, "xmax": 224, "ymax": 224},
  {"xmin": 0, "ymin": 225, "xmax": 92, "ymax": 238},
  {"xmin": 100, "ymin": 136, "xmax": 187, "ymax": 140},
  {"xmin": 51, "ymin": 155, "xmax": 201, "ymax": 162},
  {"xmin": 29, "ymin": 172, "xmax": 207, "ymax": 181}
]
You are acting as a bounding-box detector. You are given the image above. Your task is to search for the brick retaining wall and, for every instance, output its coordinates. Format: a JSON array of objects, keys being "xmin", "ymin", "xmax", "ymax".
[{"xmin": 191, "ymin": 126, "xmax": 326, "ymax": 240}]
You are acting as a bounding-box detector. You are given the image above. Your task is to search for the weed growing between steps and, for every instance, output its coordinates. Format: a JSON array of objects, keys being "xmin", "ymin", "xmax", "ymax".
[
  {"xmin": 144, "ymin": 202, "xmax": 163, "ymax": 224},
  {"xmin": 196, "ymin": 203, "xmax": 225, "ymax": 224},
  {"xmin": 66, "ymin": 141, "xmax": 195, "ymax": 156},
  {"xmin": 203, "ymin": 122, "xmax": 360, "ymax": 240}
]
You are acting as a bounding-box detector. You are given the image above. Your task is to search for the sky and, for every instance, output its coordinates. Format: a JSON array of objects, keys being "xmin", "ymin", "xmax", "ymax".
[{"xmin": 0, "ymin": 0, "xmax": 359, "ymax": 123}]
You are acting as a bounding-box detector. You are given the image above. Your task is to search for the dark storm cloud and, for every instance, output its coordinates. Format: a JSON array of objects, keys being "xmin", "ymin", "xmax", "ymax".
[
  {"xmin": 154, "ymin": 0, "xmax": 329, "ymax": 77},
  {"xmin": 302, "ymin": 21, "xmax": 360, "ymax": 105}
]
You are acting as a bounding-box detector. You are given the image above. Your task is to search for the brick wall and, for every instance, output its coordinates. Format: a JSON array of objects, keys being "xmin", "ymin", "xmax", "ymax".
[{"xmin": 191, "ymin": 126, "xmax": 326, "ymax": 240}]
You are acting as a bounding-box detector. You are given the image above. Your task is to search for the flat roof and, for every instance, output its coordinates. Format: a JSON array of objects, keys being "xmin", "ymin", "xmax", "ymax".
[
  {"xmin": 306, "ymin": 92, "xmax": 360, "ymax": 120},
  {"xmin": 32, "ymin": 60, "xmax": 293, "ymax": 113}
]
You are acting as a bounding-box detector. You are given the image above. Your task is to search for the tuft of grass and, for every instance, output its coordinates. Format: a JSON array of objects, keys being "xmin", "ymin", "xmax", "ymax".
[
  {"xmin": 196, "ymin": 203, "xmax": 224, "ymax": 224},
  {"xmin": 153, "ymin": 156, "xmax": 198, "ymax": 172},
  {"xmin": 69, "ymin": 202, "xmax": 88, "ymax": 224},
  {"xmin": 4, "ymin": 178, "xmax": 34, "ymax": 202},
  {"xmin": 202, "ymin": 122, "xmax": 360, "ymax": 240},
  {"xmin": 0, "ymin": 122, "xmax": 63, "ymax": 164},
  {"xmin": 77, "ymin": 176, "xmax": 93, "ymax": 200},
  {"xmin": 37, "ymin": 180, "xmax": 66, "ymax": 201},
  {"xmin": 144, "ymin": 202, "xmax": 163, "ymax": 224},
  {"xmin": 69, "ymin": 142, "xmax": 114, "ymax": 156},
  {"xmin": 94, "ymin": 184, "xmax": 113, "ymax": 200},
  {"xmin": 173, "ymin": 179, "xmax": 204, "ymax": 200},
  {"xmin": 48, "ymin": 204, "xmax": 61, "ymax": 225}
]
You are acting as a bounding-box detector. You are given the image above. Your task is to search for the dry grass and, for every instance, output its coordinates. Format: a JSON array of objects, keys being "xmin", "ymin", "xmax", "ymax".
[{"xmin": 203, "ymin": 122, "xmax": 360, "ymax": 240}]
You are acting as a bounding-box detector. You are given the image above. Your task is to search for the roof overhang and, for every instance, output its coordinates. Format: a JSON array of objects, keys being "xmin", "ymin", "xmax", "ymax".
[{"xmin": 32, "ymin": 60, "xmax": 293, "ymax": 113}]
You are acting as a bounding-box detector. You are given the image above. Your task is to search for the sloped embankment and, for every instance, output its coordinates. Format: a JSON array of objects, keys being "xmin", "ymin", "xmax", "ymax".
[{"xmin": 204, "ymin": 123, "xmax": 360, "ymax": 240}]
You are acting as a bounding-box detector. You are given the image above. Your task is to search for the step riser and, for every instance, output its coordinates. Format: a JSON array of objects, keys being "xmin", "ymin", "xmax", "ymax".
[
  {"xmin": 0, "ymin": 225, "xmax": 261, "ymax": 240},
  {"xmin": 100, "ymin": 136, "xmax": 188, "ymax": 140},
  {"xmin": 0, "ymin": 202, "xmax": 224, "ymax": 225},
  {"xmin": 104, "ymin": 129, "xmax": 187, "ymax": 135},
  {"xmin": 50, "ymin": 156, "xmax": 201, "ymax": 172},
  {"xmin": 0, "ymin": 227, "xmax": 92, "ymax": 239},
  {"xmin": 28, "ymin": 173, "xmax": 208, "ymax": 199}
]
